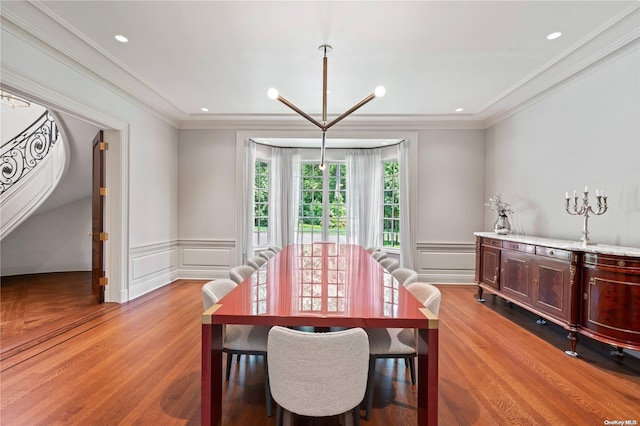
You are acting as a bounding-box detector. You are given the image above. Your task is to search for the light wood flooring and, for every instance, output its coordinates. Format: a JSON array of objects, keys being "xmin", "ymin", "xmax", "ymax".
[{"xmin": 1, "ymin": 276, "xmax": 638, "ymax": 425}]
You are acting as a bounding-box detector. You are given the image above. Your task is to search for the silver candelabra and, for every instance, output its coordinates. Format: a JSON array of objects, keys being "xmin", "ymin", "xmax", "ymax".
[{"xmin": 565, "ymin": 186, "xmax": 608, "ymax": 246}]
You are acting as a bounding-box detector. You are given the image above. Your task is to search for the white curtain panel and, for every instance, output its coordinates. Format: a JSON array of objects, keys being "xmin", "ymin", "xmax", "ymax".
[
  {"xmin": 269, "ymin": 147, "xmax": 300, "ymax": 248},
  {"xmin": 398, "ymin": 141, "xmax": 414, "ymax": 269},
  {"xmin": 243, "ymin": 140, "xmax": 256, "ymax": 260},
  {"xmin": 346, "ymin": 148, "xmax": 382, "ymax": 249}
]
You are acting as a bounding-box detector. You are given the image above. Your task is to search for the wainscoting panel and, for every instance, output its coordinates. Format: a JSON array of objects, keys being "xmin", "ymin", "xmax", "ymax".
[
  {"xmin": 129, "ymin": 242, "xmax": 178, "ymax": 300},
  {"xmin": 415, "ymin": 242, "xmax": 476, "ymax": 284},
  {"xmin": 177, "ymin": 240, "xmax": 236, "ymax": 280}
]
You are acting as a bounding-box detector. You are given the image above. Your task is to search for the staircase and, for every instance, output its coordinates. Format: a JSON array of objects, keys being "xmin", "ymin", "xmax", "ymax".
[{"xmin": 0, "ymin": 110, "xmax": 67, "ymax": 240}]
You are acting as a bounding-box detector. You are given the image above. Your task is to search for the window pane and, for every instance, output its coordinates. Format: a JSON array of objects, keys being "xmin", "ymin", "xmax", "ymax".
[{"xmin": 382, "ymin": 160, "xmax": 400, "ymax": 248}]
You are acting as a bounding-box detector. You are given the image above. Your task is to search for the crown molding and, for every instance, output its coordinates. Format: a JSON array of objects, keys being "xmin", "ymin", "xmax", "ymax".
[
  {"xmin": 480, "ymin": 3, "xmax": 640, "ymax": 127},
  {"xmin": 178, "ymin": 114, "xmax": 488, "ymax": 131},
  {"xmin": 1, "ymin": 7, "xmax": 180, "ymax": 128}
]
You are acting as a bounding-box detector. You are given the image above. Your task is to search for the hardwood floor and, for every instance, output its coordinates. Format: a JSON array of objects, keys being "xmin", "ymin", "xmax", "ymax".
[{"xmin": 1, "ymin": 279, "xmax": 638, "ymax": 425}]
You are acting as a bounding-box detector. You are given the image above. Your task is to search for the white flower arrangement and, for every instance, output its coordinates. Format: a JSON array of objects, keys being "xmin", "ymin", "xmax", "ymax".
[{"xmin": 486, "ymin": 193, "xmax": 515, "ymax": 216}]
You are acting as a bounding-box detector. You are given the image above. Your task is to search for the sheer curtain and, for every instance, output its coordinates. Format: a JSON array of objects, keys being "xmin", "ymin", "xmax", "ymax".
[
  {"xmin": 398, "ymin": 141, "xmax": 414, "ymax": 269},
  {"xmin": 346, "ymin": 148, "xmax": 382, "ymax": 249},
  {"xmin": 269, "ymin": 147, "xmax": 300, "ymax": 248},
  {"xmin": 243, "ymin": 140, "xmax": 256, "ymax": 260}
]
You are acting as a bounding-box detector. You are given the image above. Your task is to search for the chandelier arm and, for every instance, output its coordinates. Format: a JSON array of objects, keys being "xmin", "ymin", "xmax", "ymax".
[
  {"xmin": 322, "ymin": 55, "xmax": 328, "ymax": 124},
  {"xmin": 324, "ymin": 93, "xmax": 376, "ymax": 131},
  {"xmin": 276, "ymin": 95, "xmax": 324, "ymax": 130}
]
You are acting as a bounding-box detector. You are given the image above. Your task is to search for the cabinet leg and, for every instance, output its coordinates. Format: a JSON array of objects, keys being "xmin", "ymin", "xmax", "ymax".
[
  {"xmin": 564, "ymin": 331, "xmax": 578, "ymax": 357},
  {"xmin": 477, "ymin": 286, "xmax": 485, "ymax": 302},
  {"xmin": 610, "ymin": 347, "xmax": 625, "ymax": 358}
]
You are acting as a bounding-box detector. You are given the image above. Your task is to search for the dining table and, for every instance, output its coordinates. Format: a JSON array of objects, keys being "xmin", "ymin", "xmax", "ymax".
[{"xmin": 201, "ymin": 242, "xmax": 438, "ymax": 425}]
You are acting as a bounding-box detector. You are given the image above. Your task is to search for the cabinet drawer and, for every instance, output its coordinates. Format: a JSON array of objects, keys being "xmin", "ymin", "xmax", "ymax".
[
  {"xmin": 535, "ymin": 246, "xmax": 571, "ymax": 262},
  {"xmin": 482, "ymin": 238, "xmax": 502, "ymax": 248},
  {"xmin": 503, "ymin": 241, "xmax": 535, "ymax": 254},
  {"xmin": 583, "ymin": 254, "xmax": 640, "ymax": 272}
]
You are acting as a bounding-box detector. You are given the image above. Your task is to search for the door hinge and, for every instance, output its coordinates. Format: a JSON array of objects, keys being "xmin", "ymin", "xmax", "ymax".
[
  {"xmin": 100, "ymin": 187, "xmax": 108, "ymax": 196},
  {"xmin": 99, "ymin": 277, "xmax": 109, "ymax": 286},
  {"xmin": 99, "ymin": 232, "xmax": 109, "ymax": 241},
  {"xmin": 99, "ymin": 142, "xmax": 108, "ymax": 151}
]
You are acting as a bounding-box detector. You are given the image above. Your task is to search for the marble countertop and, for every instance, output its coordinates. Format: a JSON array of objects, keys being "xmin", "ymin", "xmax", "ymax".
[{"xmin": 474, "ymin": 232, "xmax": 640, "ymax": 257}]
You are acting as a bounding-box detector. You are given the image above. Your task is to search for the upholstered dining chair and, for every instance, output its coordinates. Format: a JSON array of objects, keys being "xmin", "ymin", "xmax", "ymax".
[
  {"xmin": 267, "ymin": 326, "xmax": 369, "ymax": 426},
  {"xmin": 229, "ymin": 265, "xmax": 255, "ymax": 285},
  {"xmin": 371, "ymin": 251, "xmax": 387, "ymax": 262},
  {"xmin": 201, "ymin": 279, "xmax": 273, "ymax": 417},
  {"xmin": 379, "ymin": 258, "xmax": 400, "ymax": 273},
  {"xmin": 364, "ymin": 282, "xmax": 441, "ymax": 420},
  {"xmin": 268, "ymin": 245, "xmax": 282, "ymax": 253},
  {"xmin": 259, "ymin": 249, "xmax": 276, "ymax": 261},
  {"xmin": 247, "ymin": 256, "xmax": 267, "ymax": 270},
  {"xmin": 365, "ymin": 246, "xmax": 378, "ymax": 254},
  {"xmin": 391, "ymin": 268, "xmax": 418, "ymax": 287}
]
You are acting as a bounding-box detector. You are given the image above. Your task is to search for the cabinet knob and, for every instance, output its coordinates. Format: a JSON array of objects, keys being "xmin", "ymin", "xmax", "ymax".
[
  {"xmin": 549, "ymin": 250, "xmax": 554, "ymax": 255},
  {"xmin": 583, "ymin": 293, "xmax": 588, "ymax": 300}
]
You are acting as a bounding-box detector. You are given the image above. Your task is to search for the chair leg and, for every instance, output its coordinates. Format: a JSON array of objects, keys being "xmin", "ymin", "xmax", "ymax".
[
  {"xmin": 408, "ymin": 356, "xmax": 416, "ymax": 385},
  {"xmin": 354, "ymin": 406, "xmax": 360, "ymax": 426},
  {"xmin": 264, "ymin": 354, "xmax": 272, "ymax": 417},
  {"xmin": 365, "ymin": 357, "xmax": 376, "ymax": 420},
  {"xmin": 225, "ymin": 352, "xmax": 233, "ymax": 380},
  {"xmin": 276, "ymin": 404, "xmax": 283, "ymax": 426}
]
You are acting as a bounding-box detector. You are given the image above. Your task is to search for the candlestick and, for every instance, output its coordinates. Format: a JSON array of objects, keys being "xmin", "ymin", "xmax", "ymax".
[{"xmin": 565, "ymin": 186, "xmax": 608, "ymax": 246}]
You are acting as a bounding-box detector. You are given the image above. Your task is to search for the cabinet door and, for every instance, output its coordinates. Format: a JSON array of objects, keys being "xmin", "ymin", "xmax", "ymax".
[
  {"xmin": 501, "ymin": 250, "xmax": 532, "ymax": 303},
  {"xmin": 531, "ymin": 257, "xmax": 571, "ymax": 322},
  {"xmin": 581, "ymin": 267, "xmax": 640, "ymax": 348},
  {"xmin": 480, "ymin": 245, "xmax": 501, "ymax": 290}
]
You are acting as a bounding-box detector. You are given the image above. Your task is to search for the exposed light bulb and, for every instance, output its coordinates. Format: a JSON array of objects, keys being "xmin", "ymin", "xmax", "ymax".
[
  {"xmin": 455, "ymin": 108, "xmax": 464, "ymax": 112},
  {"xmin": 547, "ymin": 32, "xmax": 562, "ymax": 40},
  {"xmin": 201, "ymin": 107, "xmax": 209, "ymax": 112},
  {"xmin": 374, "ymin": 86, "xmax": 386, "ymax": 97},
  {"xmin": 318, "ymin": 163, "xmax": 326, "ymax": 170},
  {"xmin": 115, "ymin": 34, "xmax": 128, "ymax": 43},
  {"xmin": 267, "ymin": 88, "xmax": 279, "ymax": 100}
]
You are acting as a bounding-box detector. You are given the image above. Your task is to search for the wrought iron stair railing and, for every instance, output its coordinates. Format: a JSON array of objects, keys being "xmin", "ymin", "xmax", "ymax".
[{"xmin": 1, "ymin": 111, "xmax": 60, "ymax": 195}]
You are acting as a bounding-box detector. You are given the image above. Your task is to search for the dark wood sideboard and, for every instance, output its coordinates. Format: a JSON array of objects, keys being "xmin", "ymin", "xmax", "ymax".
[{"xmin": 474, "ymin": 233, "xmax": 640, "ymax": 356}]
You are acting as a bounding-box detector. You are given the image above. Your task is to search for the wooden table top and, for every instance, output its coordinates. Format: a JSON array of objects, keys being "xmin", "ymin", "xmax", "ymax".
[{"xmin": 209, "ymin": 243, "xmax": 429, "ymax": 329}]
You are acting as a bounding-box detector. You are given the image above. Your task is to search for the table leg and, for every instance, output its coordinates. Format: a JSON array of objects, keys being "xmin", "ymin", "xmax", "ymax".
[
  {"xmin": 417, "ymin": 327, "xmax": 438, "ymax": 426},
  {"xmin": 202, "ymin": 323, "xmax": 223, "ymax": 425}
]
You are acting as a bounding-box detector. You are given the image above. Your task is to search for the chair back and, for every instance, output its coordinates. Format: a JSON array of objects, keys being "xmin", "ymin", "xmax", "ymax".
[
  {"xmin": 202, "ymin": 279, "xmax": 238, "ymax": 310},
  {"xmin": 380, "ymin": 258, "xmax": 400, "ymax": 272},
  {"xmin": 372, "ymin": 251, "xmax": 387, "ymax": 261},
  {"xmin": 259, "ymin": 250, "xmax": 276, "ymax": 260},
  {"xmin": 267, "ymin": 326, "xmax": 369, "ymax": 418},
  {"xmin": 406, "ymin": 282, "xmax": 442, "ymax": 316},
  {"xmin": 392, "ymin": 268, "xmax": 418, "ymax": 287},
  {"xmin": 247, "ymin": 256, "xmax": 267, "ymax": 269},
  {"xmin": 229, "ymin": 265, "xmax": 255, "ymax": 284},
  {"xmin": 268, "ymin": 245, "xmax": 282, "ymax": 253}
]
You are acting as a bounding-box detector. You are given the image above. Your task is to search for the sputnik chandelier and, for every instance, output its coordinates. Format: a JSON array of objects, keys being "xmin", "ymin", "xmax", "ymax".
[{"xmin": 268, "ymin": 45, "xmax": 385, "ymax": 169}]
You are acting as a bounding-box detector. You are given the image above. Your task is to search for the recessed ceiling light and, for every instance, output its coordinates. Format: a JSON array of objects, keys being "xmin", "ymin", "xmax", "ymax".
[
  {"xmin": 455, "ymin": 108, "xmax": 464, "ymax": 112},
  {"xmin": 547, "ymin": 32, "xmax": 562, "ymax": 40},
  {"xmin": 115, "ymin": 34, "xmax": 128, "ymax": 43},
  {"xmin": 201, "ymin": 107, "xmax": 209, "ymax": 112}
]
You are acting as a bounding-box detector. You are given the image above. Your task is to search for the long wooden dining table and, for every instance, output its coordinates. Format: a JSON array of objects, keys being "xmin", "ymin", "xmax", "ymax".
[{"xmin": 201, "ymin": 243, "xmax": 438, "ymax": 425}]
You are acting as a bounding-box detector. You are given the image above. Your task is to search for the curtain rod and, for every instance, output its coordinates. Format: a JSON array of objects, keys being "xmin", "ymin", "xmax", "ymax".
[{"xmin": 248, "ymin": 138, "xmax": 405, "ymax": 150}]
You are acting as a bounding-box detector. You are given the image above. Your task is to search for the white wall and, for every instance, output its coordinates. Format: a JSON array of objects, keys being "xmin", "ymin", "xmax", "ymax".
[
  {"xmin": 485, "ymin": 44, "xmax": 640, "ymax": 248},
  {"xmin": 1, "ymin": 197, "xmax": 91, "ymax": 275},
  {"xmin": 177, "ymin": 127, "xmax": 485, "ymax": 282},
  {"xmin": 1, "ymin": 102, "xmax": 46, "ymax": 143},
  {"xmin": 2, "ymin": 21, "xmax": 180, "ymax": 300}
]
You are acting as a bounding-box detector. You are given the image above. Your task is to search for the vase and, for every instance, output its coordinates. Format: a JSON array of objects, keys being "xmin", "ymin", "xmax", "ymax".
[{"xmin": 494, "ymin": 214, "xmax": 511, "ymax": 235}]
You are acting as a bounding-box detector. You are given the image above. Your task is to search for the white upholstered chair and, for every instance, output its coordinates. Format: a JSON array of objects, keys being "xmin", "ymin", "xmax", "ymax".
[
  {"xmin": 259, "ymin": 249, "xmax": 276, "ymax": 260},
  {"xmin": 268, "ymin": 245, "xmax": 282, "ymax": 253},
  {"xmin": 391, "ymin": 268, "xmax": 418, "ymax": 287},
  {"xmin": 267, "ymin": 326, "xmax": 369, "ymax": 426},
  {"xmin": 365, "ymin": 246, "xmax": 378, "ymax": 254},
  {"xmin": 364, "ymin": 282, "xmax": 441, "ymax": 420},
  {"xmin": 371, "ymin": 251, "xmax": 387, "ymax": 262},
  {"xmin": 229, "ymin": 265, "xmax": 255, "ymax": 285},
  {"xmin": 201, "ymin": 279, "xmax": 273, "ymax": 416},
  {"xmin": 379, "ymin": 258, "xmax": 400, "ymax": 273},
  {"xmin": 247, "ymin": 256, "xmax": 267, "ymax": 270}
]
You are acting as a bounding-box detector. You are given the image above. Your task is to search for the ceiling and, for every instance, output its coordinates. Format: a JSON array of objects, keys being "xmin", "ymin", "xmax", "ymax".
[{"xmin": 2, "ymin": 1, "xmax": 639, "ymax": 127}]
